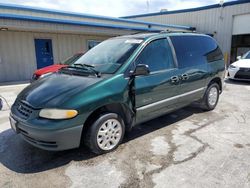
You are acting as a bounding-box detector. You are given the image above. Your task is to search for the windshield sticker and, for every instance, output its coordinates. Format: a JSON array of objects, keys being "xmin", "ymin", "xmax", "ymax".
[{"xmin": 125, "ymin": 39, "xmax": 143, "ymax": 44}]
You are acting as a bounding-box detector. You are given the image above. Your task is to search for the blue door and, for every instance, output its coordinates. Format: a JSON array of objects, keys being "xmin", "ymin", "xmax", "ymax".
[{"xmin": 34, "ymin": 39, "xmax": 54, "ymax": 69}]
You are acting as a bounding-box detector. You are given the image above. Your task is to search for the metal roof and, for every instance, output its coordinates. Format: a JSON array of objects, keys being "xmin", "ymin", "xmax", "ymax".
[
  {"xmin": 0, "ymin": 3, "xmax": 193, "ymax": 31},
  {"xmin": 0, "ymin": 13, "xmax": 161, "ymax": 32},
  {"xmin": 122, "ymin": 0, "xmax": 250, "ymax": 18}
]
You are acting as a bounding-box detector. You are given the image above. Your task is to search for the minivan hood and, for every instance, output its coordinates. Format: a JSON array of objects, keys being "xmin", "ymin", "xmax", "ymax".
[
  {"xmin": 17, "ymin": 73, "xmax": 103, "ymax": 108},
  {"xmin": 232, "ymin": 59, "xmax": 250, "ymax": 68}
]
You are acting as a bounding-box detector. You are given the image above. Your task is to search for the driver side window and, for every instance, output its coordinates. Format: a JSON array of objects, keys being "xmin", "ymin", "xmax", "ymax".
[{"xmin": 135, "ymin": 38, "xmax": 175, "ymax": 72}]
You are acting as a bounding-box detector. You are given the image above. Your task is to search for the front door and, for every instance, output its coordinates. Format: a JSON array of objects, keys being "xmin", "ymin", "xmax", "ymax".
[
  {"xmin": 134, "ymin": 38, "xmax": 180, "ymax": 124},
  {"xmin": 34, "ymin": 39, "xmax": 54, "ymax": 69}
]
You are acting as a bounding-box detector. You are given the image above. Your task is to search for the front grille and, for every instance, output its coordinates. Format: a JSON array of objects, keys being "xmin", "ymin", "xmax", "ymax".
[
  {"xmin": 16, "ymin": 100, "xmax": 34, "ymax": 119},
  {"xmin": 240, "ymin": 67, "xmax": 250, "ymax": 72},
  {"xmin": 235, "ymin": 69, "xmax": 250, "ymax": 80},
  {"xmin": 235, "ymin": 74, "xmax": 250, "ymax": 79}
]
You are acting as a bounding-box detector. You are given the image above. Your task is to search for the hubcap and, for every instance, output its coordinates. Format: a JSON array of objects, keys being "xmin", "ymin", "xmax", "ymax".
[
  {"xmin": 97, "ymin": 119, "xmax": 122, "ymax": 151},
  {"xmin": 208, "ymin": 87, "xmax": 218, "ymax": 106}
]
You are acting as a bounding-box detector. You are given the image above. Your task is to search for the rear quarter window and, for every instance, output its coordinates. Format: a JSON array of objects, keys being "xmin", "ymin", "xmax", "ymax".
[{"xmin": 170, "ymin": 35, "xmax": 223, "ymax": 68}]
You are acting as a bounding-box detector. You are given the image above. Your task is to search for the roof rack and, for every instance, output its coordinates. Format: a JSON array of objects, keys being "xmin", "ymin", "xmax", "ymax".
[
  {"xmin": 160, "ymin": 28, "xmax": 196, "ymax": 33},
  {"xmin": 131, "ymin": 31, "xmax": 158, "ymax": 35},
  {"xmin": 132, "ymin": 27, "xmax": 196, "ymax": 35}
]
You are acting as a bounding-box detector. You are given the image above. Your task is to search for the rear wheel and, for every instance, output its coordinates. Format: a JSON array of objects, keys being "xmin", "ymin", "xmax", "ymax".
[
  {"xmin": 200, "ymin": 83, "xmax": 220, "ymax": 111},
  {"xmin": 84, "ymin": 113, "xmax": 125, "ymax": 154}
]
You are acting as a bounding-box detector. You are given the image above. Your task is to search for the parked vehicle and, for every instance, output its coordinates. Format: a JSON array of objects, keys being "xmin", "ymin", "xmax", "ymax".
[
  {"xmin": 228, "ymin": 51, "xmax": 250, "ymax": 80},
  {"xmin": 32, "ymin": 52, "xmax": 84, "ymax": 80},
  {"xmin": 10, "ymin": 32, "xmax": 225, "ymax": 154}
]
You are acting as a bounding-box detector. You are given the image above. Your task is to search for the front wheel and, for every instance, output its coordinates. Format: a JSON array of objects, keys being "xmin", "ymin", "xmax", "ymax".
[
  {"xmin": 84, "ymin": 113, "xmax": 125, "ymax": 154},
  {"xmin": 200, "ymin": 83, "xmax": 220, "ymax": 111}
]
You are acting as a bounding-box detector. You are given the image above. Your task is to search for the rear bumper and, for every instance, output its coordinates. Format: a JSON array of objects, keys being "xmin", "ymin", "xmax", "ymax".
[{"xmin": 10, "ymin": 114, "xmax": 83, "ymax": 151}]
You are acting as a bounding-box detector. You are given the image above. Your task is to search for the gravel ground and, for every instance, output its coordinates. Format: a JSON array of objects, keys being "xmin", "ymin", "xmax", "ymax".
[{"xmin": 0, "ymin": 79, "xmax": 250, "ymax": 188}]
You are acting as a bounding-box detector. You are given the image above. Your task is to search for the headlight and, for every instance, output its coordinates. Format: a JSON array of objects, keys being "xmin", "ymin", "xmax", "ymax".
[
  {"xmin": 229, "ymin": 64, "xmax": 237, "ymax": 69},
  {"xmin": 39, "ymin": 109, "xmax": 78, "ymax": 119}
]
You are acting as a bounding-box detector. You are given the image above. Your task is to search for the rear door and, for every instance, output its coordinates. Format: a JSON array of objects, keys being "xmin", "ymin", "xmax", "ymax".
[
  {"xmin": 169, "ymin": 35, "xmax": 210, "ymax": 105},
  {"xmin": 134, "ymin": 38, "xmax": 181, "ymax": 123}
]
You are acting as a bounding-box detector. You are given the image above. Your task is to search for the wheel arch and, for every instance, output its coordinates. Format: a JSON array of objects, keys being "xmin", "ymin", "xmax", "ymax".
[
  {"xmin": 208, "ymin": 77, "xmax": 222, "ymax": 93},
  {"xmin": 82, "ymin": 103, "xmax": 135, "ymax": 139}
]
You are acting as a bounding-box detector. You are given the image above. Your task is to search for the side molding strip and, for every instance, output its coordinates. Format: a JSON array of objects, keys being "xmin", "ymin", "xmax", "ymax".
[{"xmin": 136, "ymin": 87, "xmax": 206, "ymax": 111}]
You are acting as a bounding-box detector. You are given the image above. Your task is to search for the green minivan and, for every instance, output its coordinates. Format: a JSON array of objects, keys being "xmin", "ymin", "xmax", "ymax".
[{"xmin": 10, "ymin": 32, "xmax": 225, "ymax": 154}]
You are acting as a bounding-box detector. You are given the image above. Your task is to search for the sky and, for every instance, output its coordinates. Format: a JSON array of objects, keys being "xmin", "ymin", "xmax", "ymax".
[{"xmin": 0, "ymin": 0, "xmax": 234, "ymax": 17}]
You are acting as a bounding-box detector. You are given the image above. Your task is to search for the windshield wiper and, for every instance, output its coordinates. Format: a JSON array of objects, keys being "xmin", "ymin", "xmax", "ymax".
[
  {"xmin": 73, "ymin": 64, "xmax": 101, "ymax": 77},
  {"xmin": 64, "ymin": 64, "xmax": 101, "ymax": 77},
  {"xmin": 74, "ymin": 63, "xmax": 94, "ymax": 68}
]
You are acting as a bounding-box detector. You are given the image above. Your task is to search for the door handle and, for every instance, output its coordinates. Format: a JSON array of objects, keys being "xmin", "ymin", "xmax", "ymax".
[
  {"xmin": 181, "ymin": 74, "xmax": 189, "ymax": 80},
  {"xmin": 171, "ymin": 76, "xmax": 179, "ymax": 83}
]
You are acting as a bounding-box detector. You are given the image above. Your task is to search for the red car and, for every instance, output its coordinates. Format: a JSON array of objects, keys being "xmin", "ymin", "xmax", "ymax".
[{"xmin": 32, "ymin": 52, "xmax": 84, "ymax": 81}]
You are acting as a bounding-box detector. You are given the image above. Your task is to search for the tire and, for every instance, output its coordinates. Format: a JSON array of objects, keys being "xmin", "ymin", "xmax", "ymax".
[
  {"xmin": 84, "ymin": 113, "xmax": 125, "ymax": 154},
  {"xmin": 200, "ymin": 83, "xmax": 220, "ymax": 111}
]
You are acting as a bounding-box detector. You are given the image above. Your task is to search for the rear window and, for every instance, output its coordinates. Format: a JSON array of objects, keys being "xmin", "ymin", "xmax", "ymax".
[{"xmin": 170, "ymin": 35, "xmax": 223, "ymax": 68}]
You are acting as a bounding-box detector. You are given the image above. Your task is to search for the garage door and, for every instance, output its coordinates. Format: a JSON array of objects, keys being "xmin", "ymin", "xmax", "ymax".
[{"xmin": 233, "ymin": 14, "xmax": 250, "ymax": 35}]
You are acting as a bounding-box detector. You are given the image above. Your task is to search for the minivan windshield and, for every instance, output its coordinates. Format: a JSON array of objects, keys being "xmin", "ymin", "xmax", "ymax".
[{"xmin": 72, "ymin": 38, "xmax": 142, "ymax": 74}]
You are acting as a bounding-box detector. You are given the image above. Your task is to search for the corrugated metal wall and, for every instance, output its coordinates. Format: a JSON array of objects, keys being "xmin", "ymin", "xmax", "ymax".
[
  {"xmin": 0, "ymin": 18, "xmax": 134, "ymax": 36},
  {"xmin": 0, "ymin": 5, "xmax": 181, "ymax": 31},
  {"xmin": 0, "ymin": 30, "xmax": 108, "ymax": 82},
  {"xmin": 129, "ymin": 3, "xmax": 250, "ymax": 62}
]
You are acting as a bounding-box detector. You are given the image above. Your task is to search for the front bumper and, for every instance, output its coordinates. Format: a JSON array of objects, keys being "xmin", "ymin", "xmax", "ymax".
[
  {"xmin": 228, "ymin": 67, "xmax": 250, "ymax": 80},
  {"xmin": 10, "ymin": 113, "xmax": 83, "ymax": 151},
  {"xmin": 227, "ymin": 67, "xmax": 239, "ymax": 79}
]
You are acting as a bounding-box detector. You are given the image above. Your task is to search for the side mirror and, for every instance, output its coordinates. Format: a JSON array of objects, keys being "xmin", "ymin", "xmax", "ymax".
[
  {"xmin": 130, "ymin": 64, "xmax": 150, "ymax": 77},
  {"xmin": 237, "ymin": 56, "xmax": 241, "ymax": 60}
]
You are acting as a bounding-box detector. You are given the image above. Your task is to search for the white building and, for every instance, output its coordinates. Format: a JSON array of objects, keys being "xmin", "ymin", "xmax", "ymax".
[
  {"xmin": 123, "ymin": 0, "xmax": 250, "ymax": 65},
  {"xmin": 0, "ymin": 3, "xmax": 192, "ymax": 83}
]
